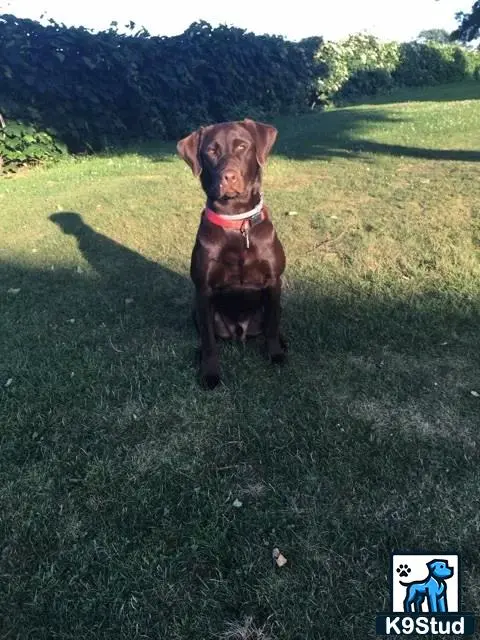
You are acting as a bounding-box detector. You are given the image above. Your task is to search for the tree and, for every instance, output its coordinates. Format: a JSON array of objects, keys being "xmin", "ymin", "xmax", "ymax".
[
  {"xmin": 451, "ymin": 1, "xmax": 480, "ymax": 42},
  {"xmin": 417, "ymin": 28, "xmax": 450, "ymax": 43}
]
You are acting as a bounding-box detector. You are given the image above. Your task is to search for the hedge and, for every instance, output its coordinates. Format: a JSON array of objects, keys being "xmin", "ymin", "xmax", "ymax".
[
  {"xmin": 1, "ymin": 15, "xmax": 479, "ymax": 171},
  {"xmin": 0, "ymin": 15, "xmax": 319, "ymax": 157},
  {"xmin": 314, "ymin": 34, "xmax": 480, "ymax": 105}
]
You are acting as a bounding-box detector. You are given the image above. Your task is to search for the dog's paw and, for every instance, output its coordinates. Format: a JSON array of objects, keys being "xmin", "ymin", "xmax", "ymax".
[
  {"xmin": 270, "ymin": 351, "xmax": 287, "ymax": 365},
  {"xmin": 201, "ymin": 372, "xmax": 221, "ymax": 390},
  {"xmin": 200, "ymin": 357, "xmax": 221, "ymax": 389},
  {"xmin": 267, "ymin": 345, "xmax": 287, "ymax": 366},
  {"xmin": 266, "ymin": 337, "xmax": 287, "ymax": 365}
]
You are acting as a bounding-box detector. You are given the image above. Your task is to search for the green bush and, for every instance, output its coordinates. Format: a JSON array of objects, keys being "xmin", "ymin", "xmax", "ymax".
[
  {"xmin": 337, "ymin": 68, "xmax": 395, "ymax": 101},
  {"xmin": 313, "ymin": 34, "xmax": 480, "ymax": 105},
  {"xmin": 314, "ymin": 34, "xmax": 400, "ymax": 104},
  {"xmin": 393, "ymin": 42, "xmax": 469, "ymax": 86},
  {"xmin": 0, "ymin": 16, "xmax": 318, "ymax": 153},
  {"xmin": 460, "ymin": 45, "xmax": 480, "ymax": 78},
  {"xmin": 0, "ymin": 117, "xmax": 66, "ymax": 172}
]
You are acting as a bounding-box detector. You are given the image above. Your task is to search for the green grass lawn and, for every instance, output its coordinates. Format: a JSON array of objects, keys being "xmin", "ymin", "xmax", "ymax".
[{"xmin": 1, "ymin": 82, "xmax": 480, "ymax": 639}]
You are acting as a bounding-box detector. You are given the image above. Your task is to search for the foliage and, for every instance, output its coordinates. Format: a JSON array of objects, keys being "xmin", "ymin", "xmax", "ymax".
[
  {"xmin": 0, "ymin": 117, "xmax": 66, "ymax": 172},
  {"xmin": 314, "ymin": 34, "xmax": 400, "ymax": 104},
  {"xmin": 417, "ymin": 28, "xmax": 450, "ymax": 43},
  {"xmin": 393, "ymin": 41, "xmax": 473, "ymax": 86},
  {"xmin": 0, "ymin": 12, "xmax": 478, "ymax": 168},
  {"xmin": 313, "ymin": 34, "xmax": 480, "ymax": 105},
  {"xmin": 0, "ymin": 15, "xmax": 318, "ymax": 156},
  {"xmin": 452, "ymin": 0, "xmax": 480, "ymax": 42}
]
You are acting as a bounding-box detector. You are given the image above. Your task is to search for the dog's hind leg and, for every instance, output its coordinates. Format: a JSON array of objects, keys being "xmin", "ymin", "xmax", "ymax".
[
  {"xmin": 403, "ymin": 595, "xmax": 414, "ymax": 613},
  {"xmin": 404, "ymin": 590, "xmax": 422, "ymax": 613},
  {"xmin": 414, "ymin": 597, "xmax": 424, "ymax": 613}
]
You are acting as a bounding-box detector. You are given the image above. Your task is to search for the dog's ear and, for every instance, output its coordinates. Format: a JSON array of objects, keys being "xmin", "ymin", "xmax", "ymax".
[
  {"xmin": 243, "ymin": 118, "xmax": 278, "ymax": 166},
  {"xmin": 177, "ymin": 128, "xmax": 203, "ymax": 177}
]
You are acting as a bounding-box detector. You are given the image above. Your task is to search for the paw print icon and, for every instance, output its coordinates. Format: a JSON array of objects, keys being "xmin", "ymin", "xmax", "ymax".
[{"xmin": 396, "ymin": 564, "xmax": 412, "ymax": 578}]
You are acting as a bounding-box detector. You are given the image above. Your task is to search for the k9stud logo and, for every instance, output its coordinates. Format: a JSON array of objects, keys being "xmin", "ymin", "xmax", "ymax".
[{"xmin": 376, "ymin": 552, "xmax": 476, "ymax": 636}]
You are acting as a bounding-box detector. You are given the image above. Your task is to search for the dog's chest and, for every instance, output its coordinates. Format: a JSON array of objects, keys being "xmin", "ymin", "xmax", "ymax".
[{"xmin": 210, "ymin": 242, "xmax": 270, "ymax": 289}]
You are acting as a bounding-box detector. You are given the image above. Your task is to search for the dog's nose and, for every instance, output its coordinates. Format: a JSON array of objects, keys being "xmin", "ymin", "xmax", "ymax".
[{"xmin": 221, "ymin": 170, "xmax": 239, "ymax": 188}]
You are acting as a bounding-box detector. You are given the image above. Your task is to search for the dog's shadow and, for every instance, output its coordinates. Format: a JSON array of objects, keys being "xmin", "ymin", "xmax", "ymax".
[{"xmin": 49, "ymin": 211, "xmax": 191, "ymax": 334}]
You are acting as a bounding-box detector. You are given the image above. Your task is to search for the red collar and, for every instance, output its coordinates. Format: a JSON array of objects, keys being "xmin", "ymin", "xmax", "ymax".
[{"xmin": 203, "ymin": 200, "xmax": 268, "ymax": 231}]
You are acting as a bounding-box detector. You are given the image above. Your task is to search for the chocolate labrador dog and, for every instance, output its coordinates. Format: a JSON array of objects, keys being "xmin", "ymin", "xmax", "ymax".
[{"xmin": 177, "ymin": 118, "xmax": 286, "ymax": 389}]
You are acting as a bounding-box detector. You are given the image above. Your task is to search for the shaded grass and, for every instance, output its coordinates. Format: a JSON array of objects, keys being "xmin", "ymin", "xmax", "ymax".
[{"xmin": 1, "ymin": 82, "xmax": 480, "ymax": 639}]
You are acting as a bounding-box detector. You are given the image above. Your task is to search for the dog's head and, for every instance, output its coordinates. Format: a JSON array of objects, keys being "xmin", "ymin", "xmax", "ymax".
[
  {"xmin": 427, "ymin": 560, "xmax": 454, "ymax": 580},
  {"xmin": 177, "ymin": 119, "xmax": 277, "ymax": 203}
]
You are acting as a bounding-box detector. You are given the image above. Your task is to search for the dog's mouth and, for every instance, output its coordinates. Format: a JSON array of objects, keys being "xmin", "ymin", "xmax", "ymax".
[
  {"xmin": 212, "ymin": 184, "xmax": 246, "ymax": 201},
  {"xmin": 219, "ymin": 191, "xmax": 243, "ymax": 200},
  {"xmin": 218, "ymin": 174, "xmax": 246, "ymax": 200}
]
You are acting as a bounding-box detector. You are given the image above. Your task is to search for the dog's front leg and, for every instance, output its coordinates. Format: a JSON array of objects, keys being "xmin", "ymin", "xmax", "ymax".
[
  {"xmin": 195, "ymin": 290, "xmax": 221, "ymax": 389},
  {"xmin": 427, "ymin": 592, "xmax": 439, "ymax": 612},
  {"xmin": 263, "ymin": 280, "xmax": 286, "ymax": 365},
  {"xmin": 438, "ymin": 596, "xmax": 447, "ymax": 613}
]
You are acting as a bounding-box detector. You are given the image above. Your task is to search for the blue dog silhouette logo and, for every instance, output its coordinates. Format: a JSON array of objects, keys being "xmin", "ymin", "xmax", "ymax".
[
  {"xmin": 400, "ymin": 559, "xmax": 454, "ymax": 613},
  {"xmin": 376, "ymin": 552, "xmax": 476, "ymax": 635}
]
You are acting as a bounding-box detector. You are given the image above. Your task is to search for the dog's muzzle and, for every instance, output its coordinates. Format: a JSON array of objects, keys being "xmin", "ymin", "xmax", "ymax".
[{"xmin": 218, "ymin": 166, "xmax": 245, "ymax": 198}]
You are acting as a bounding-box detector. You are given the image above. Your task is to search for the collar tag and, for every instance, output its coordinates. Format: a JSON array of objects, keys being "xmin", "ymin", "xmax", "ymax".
[
  {"xmin": 241, "ymin": 226, "xmax": 250, "ymax": 249},
  {"xmin": 250, "ymin": 211, "xmax": 263, "ymax": 226}
]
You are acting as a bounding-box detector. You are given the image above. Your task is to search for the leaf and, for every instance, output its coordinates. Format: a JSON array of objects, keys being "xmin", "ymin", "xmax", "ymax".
[
  {"xmin": 272, "ymin": 548, "xmax": 287, "ymax": 567},
  {"xmin": 82, "ymin": 56, "xmax": 96, "ymax": 70},
  {"xmin": 276, "ymin": 554, "xmax": 288, "ymax": 567}
]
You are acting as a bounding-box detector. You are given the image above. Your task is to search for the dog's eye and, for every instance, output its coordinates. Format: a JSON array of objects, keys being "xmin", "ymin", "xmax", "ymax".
[
  {"xmin": 206, "ymin": 147, "xmax": 217, "ymax": 157},
  {"xmin": 236, "ymin": 143, "xmax": 247, "ymax": 151}
]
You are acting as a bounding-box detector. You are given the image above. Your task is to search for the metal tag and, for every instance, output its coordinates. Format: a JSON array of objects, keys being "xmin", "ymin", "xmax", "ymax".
[{"xmin": 250, "ymin": 211, "xmax": 263, "ymax": 226}]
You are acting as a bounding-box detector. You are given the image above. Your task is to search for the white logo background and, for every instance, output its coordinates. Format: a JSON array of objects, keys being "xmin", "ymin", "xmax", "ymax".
[{"xmin": 392, "ymin": 554, "xmax": 459, "ymax": 613}]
